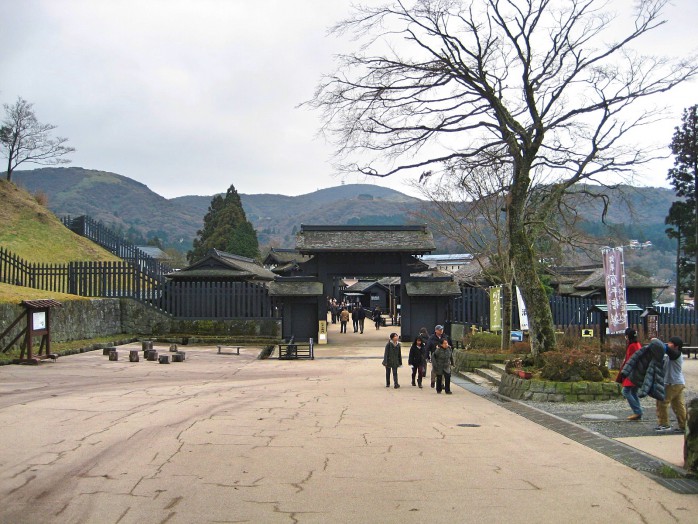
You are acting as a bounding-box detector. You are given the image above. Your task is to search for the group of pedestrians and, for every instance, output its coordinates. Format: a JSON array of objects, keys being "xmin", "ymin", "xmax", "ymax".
[
  {"xmin": 617, "ymin": 328, "xmax": 687, "ymax": 433},
  {"xmin": 382, "ymin": 324, "xmax": 454, "ymax": 394},
  {"xmin": 335, "ymin": 303, "xmax": 384, "ymax": 334}
]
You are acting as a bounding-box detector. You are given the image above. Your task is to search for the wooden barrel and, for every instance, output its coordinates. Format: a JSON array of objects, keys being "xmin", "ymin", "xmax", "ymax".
[
  {"xmin": 158, "ymin": 355, "xmax": 170, "ymax": 364},
  {"xmin": 129, "ymin": 350, "xmax": 139, "ymax": 362},
  {"xmin": 108, "ymin": 350, "xmax": 118, "ymax": 361}
]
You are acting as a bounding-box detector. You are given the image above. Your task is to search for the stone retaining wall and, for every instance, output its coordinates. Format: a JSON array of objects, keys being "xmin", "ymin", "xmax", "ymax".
[
  {"xmin": 498, "ymin": 373, "xmax": 622, "ymax": 402},
  {"xmin": 0, "ymin": 299, "xmax": 281, "ymax": 349}
]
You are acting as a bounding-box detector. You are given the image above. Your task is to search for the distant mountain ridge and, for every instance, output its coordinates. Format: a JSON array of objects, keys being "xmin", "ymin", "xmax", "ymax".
[
  {"xmin": 13, "ymin": 167, "xmax": 678, "ymax": 254},
  {"xmin": 14, "ymin": 168, "xmax": 424, "ymax": 249}
]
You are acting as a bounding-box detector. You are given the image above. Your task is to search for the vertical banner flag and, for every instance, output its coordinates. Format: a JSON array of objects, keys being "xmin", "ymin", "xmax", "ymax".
[
  {"xmin": 515, "ymin": 286, "xmax": 529, "ymax": 331},
  {"xmin": 489, "ymin": 285, "xmax": 502, "ymax": 331},
  {"xmin": 602, "ymin": 246, "xmax": 628, "ymax": 334}
]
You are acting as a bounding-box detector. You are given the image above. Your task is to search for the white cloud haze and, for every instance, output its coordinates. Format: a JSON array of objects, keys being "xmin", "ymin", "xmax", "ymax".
[{"xmin": 2, "ymin": 0, "xmax": 696, "ymax": 198}]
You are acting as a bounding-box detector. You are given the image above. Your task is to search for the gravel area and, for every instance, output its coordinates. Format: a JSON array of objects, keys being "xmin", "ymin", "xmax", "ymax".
[
  {"xmin": 524, "ymin": 390, "xmax": 697, "ymax": 439},
  {"xmin": 515, "ymin": 356, "xmax": 698, "ymax": 439}
]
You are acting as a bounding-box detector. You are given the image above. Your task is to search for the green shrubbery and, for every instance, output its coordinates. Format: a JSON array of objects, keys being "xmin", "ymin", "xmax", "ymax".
[{"xmin": 464, "ymin": 331, "xmax": 505, "ymax": 350}]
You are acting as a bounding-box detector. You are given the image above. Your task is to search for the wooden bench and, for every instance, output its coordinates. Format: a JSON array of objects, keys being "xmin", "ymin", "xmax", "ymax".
[
  {"xmin": 277, "ymin": 341, "xmax": 314, "ymax": 360},
  {"xmin": 683, "ymin": 346, "xmax": 698, "ymax": 359},
  {"xmin": 217, "ymin": 345, "xmax": 243, "ymax": 355}
]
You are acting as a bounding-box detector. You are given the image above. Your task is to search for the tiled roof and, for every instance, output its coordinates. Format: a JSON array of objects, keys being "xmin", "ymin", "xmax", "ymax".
[
  {"xmin": 263, "ymin": 248, "xmax": 313, "ymax": 265},
  {"xmin": 267, "ymin": 280, "xmax": 324, "ymax": 296},
  {"xmin": 136, "ymin": 246, "xmax": 169, "ymax": 259},
  {"xmin": 405, "ymin": 281, "xmax": 461, "ymax": 296},
  {"xmin": 296, "ymin": 225, "xmax": 435, "ymax": 253},
  {"xmin": 344, "ymin": 280, "xmax": 389, "ymax": 293},
  {"xmin": 570, "ymin": 267, "xmax": 666, "ymax": 290},
  {"xmin": 169, "ymin": 249, "xmax": 276, "ymax": 281}
]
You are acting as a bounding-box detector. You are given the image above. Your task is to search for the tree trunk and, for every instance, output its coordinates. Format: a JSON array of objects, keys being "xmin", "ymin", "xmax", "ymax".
[
  {"xmin": 507, "ymin": 171, "xmax": 556, "ymax": 357},
  {"xmin": 694, "ymin": 175, "xmax": 698, "ymax": 304},
  {"xmin": 501, "ymin": 281, "xmax": 512, "ymax": 351},
  {"xmin": 676, "ymin": 230, "xmax": 682, "ymax": 309}
]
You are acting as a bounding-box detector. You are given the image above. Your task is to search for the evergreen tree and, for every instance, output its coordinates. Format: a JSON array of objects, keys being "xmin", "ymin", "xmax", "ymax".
[
  {"xmin": 667, "ymin": 105, "xmax": 698, "ymax": 300},
  {"xmin": 187, "ymin": 184, "xmax": 260, "ymax": 263},
  {"xmin": 665, "ymin": 200, "xmax": 694, "ymax": 307}
]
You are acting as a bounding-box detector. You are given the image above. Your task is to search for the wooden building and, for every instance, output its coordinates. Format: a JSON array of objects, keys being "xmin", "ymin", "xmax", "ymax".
[{"xmin": 270, "ymin": 225, "xmax": 461, "ymax": 341}]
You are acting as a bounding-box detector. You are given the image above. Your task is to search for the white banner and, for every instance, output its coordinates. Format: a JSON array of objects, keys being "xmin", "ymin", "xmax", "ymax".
[{"xmin": 516, "ymin": 286, "xmax": 529, "ymax": 331}]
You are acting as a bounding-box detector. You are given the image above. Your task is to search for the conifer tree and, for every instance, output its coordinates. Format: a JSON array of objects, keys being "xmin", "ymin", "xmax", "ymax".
[
  {"xmin": 187, "ymin": 184, "xmax": 259, "ymax": 263},
  {"xmin": 667, "ymin": 105, "xmax": 698, "ymax": 300}
]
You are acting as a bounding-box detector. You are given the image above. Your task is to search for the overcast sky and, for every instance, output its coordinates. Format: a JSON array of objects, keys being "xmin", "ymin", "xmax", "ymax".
[{"xmin": 1, "ymin": 0, "xmax": 697, "ymax": 199}]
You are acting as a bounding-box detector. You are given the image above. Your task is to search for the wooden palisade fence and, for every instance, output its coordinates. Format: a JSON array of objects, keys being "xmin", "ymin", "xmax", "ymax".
[
  {"xmin": 0, "ymin": 247, "xmax": 274, "ymax": 319},
  {"xmin": 454, "ymin": 286, "xmax": 698, "ymax": 344}
]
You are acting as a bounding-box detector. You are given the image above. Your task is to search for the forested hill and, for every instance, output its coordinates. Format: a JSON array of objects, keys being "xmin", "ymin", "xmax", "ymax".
[
  {"xmin": 14, "ymin": 168, "xmax": 424, "ymax": 248},
  {"xmin": 13, "ymin": 167, "xmax": 677, "ymax": 255}
]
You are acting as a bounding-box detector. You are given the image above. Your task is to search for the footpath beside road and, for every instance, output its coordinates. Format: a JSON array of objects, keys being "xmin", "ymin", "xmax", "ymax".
[{"xmin": 0, "ymin": 324, "xmax": 696, "ymax": 523}]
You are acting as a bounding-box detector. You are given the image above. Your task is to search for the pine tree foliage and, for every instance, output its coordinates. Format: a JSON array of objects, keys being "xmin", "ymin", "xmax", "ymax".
[
  {"xmin": 666, "ymin": 105, "xmax": 698, "ymax": 299},
  {"xmin": 187, "ymin": 184, "xmax": 260, "ymax": 263}
]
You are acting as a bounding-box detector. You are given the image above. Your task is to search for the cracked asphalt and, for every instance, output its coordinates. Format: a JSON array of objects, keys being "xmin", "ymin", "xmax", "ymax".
[{"xmin": 0, "ymin": 327, "xmax": 697, "ymax": 523}]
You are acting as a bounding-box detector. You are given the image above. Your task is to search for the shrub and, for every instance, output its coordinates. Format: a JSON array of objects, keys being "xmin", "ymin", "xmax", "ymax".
[
  {"xmin": 465, "ymin": 332, "xmax": 503, "ymax": 350},
  {"xmin": 541, "ymin": 348, "xmax": 606, "ymax": 382},
  {"xmin": 511, "ymin": 341, "xmax": 531, "ymax": 353},
  {"xmin": 34, "ymin": 191, "xmax": 48, "ymax": 206}
]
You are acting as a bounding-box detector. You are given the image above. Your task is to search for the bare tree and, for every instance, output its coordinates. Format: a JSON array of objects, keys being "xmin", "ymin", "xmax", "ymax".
[
  {"xmin": 309, "ymin": 0, "xmax": 698, "ymax": 354},
  {"xmin": 1, "ymin": 97, "xmax": 75, "ymax": 182},
  {"xmin": 412, "ymin": 161, "xmax": 516, "ymax": 348}
]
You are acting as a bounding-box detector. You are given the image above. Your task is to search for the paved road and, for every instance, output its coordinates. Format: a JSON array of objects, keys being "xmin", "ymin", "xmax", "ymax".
[{"xmin": 0, "ymin": 326, "xmax": 696, "ymax": 523}]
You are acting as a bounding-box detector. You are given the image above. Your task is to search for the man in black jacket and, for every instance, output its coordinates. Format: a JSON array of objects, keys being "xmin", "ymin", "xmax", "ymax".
[
  {"xmin": 357, "ymin": 306, "xmax": 366, "ymax": 334},
  {"xmin": 351, "ymin": 305, "xmax": 360, "ymax": 333},
  {"xmin": 425, "ymin": 325, "xmax": 451, "ymax": 388}
]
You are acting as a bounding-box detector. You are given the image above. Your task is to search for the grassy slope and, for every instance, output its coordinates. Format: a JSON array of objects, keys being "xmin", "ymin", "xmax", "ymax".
[
  {"xmin": 0, "ymin": 179, "xmax": 120, "ymax": 264},
  {"xmin": 0, "ymin": 179, "xmax": 121, "ymax": 303},
  {"xmin": 0, "ymin": 282, "xmax": 89, "ymax": 304}
]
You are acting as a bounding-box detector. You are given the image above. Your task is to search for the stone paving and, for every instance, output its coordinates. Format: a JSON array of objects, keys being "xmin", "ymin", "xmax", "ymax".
[{"xmin": 0, "ymin": 325, "xmax": 697, "ymax": 523}]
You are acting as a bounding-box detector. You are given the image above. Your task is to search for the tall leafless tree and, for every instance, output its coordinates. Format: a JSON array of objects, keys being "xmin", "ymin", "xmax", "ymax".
[
  {"xmin": 411, "ymin": 161, "xmax": 516, "ymax": 348},
  {"xmin": 1, "ymin": 97, "xmax": 75, "ymax": 182},
  {"xmin": 309, "ymin": 0, "xmax": 698, "ymax": 354}
]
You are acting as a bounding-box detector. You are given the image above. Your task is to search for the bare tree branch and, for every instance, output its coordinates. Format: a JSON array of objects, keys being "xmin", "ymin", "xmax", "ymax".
[{"xmin": 1, "ymin": 97, "xmax": 75, "ymax": 182}]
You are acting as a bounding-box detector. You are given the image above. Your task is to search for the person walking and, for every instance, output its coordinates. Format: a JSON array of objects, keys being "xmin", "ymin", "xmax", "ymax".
[
  {"xmin": 358, "ymin": 306, "xmax": 366, "ymax": 334},
  {"xmin": 339, "ymin": 307, "xmax": 349, "ymax": 334},
  {"xmin": 619, "ymin": 337, "xmax": 667, "ymax": 421},
  {"xmin": 426, "ymin": 325, "xmax": 449, "ymax": 388},
  {"xmin": 373, "ymin": 306, "xmax": 382, "ymax": 330},
  {"xmin": 617, "ymin": 328, "xmax": 643, "ymax": 420},
  {"xmin": 330, "ymin": 301, "xmax": 338, "ymax": 324},
  {"xmin": 655, "ymin": 336, "xmax": 687, "ymax": 433},
  {"xmin": 382, "ymin": 332, "xmax": 402, "ymax": 388},
  {"xmin": 408, "ymin": 336, "xmax": 428, "ymax": 388},
  {"xmin": 351, "ymin": 305, "xmax": 360, "ymax": 333},
  {"xmin": 432, "ymin": 338, "xmax": 453, "ymax": 394}
]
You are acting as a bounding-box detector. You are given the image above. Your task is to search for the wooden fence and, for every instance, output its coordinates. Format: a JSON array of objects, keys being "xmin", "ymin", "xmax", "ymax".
[
  {"xmin": 160, "ymin": 281, "xmax": 274, "ymax": 319},
  {"xmin": 61, "ymin": 215, "xmax": 171, "ymax": 277},
  {"xmin": 0, "ymin": 247, "xmax": 274, "ymax": 319},
  {"xmin": 454, "ymin": 286, "xmax": 698, "ymax": 343}
]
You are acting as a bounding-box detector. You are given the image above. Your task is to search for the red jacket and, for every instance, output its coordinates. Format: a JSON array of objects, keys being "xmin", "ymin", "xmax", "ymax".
[{"xmin": 620, "ymin": 341, "xmax": 642, "ymax": 387}]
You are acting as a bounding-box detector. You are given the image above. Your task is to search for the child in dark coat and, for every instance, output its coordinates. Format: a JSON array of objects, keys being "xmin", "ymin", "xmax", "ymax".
[{"xmin": 408, "ymin": 337, "xmax": 428, "ymax": 388}]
